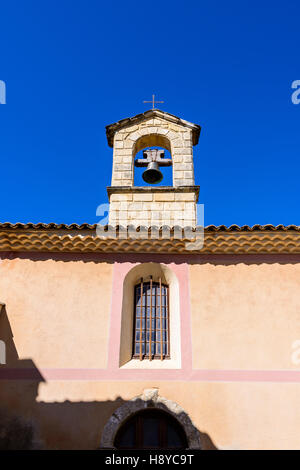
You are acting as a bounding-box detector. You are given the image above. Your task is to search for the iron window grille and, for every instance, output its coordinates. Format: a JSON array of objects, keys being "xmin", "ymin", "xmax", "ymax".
[{"xmin": 133, "ymin": 277, "xmax": 170, "ymax": 360}]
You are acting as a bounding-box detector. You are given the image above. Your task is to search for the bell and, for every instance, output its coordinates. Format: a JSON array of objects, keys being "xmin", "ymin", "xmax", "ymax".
[{"xmin": 142, "ymin": 161, "xmax": 163, "ymax": 184}]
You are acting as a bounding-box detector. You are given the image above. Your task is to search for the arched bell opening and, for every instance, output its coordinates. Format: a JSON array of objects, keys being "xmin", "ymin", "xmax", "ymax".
[
  {"xmin": 133, "ymin": 134, "xmax": 171, "ymax": 156},
  {"xmin": 134, "ymin": 147, "xmax": 173, "ymax": 186},
  {"xmin": 133, "ymin": 134, "xmax": 173, "ymax": 187}
]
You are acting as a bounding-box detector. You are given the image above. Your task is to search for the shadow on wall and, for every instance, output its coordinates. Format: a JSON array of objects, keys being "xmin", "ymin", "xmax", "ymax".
[
  {"xmin": 0, "ymin": 305, "xmax": 217, "ymax": 450},
  {"xmin": 1, "ymin": 250, "xmax": 300, "ymax": 268}
]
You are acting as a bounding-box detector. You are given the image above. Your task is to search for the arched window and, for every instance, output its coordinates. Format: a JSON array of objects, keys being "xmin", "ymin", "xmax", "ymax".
[
  {"xmin": 119, "ymin": 263, "xmax": 181, "ymax": 369},
  {"xmin": 114, "ymin": 409, "xmax": 188, "ymax": 449},
  {"xmin": 133, "ymin": 278, "xmax": 169, "ymax": 360}
]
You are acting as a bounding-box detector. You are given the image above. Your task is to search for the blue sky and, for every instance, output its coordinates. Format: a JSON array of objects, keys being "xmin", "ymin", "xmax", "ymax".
[{"xmin": 0, "ymin": 0, "xmax": 299, "ymax": 226}]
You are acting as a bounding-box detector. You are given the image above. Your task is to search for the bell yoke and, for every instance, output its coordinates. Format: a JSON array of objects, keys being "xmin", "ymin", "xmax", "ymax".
[{"xmin": 134, "ymin": 148, "xmax": 172, "ymax": 184}]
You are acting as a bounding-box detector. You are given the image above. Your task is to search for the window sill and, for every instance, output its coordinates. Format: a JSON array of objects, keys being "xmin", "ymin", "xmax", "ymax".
[{"xmin": 120, "ymin": 358, "xmax": 181, "ymax": 370}]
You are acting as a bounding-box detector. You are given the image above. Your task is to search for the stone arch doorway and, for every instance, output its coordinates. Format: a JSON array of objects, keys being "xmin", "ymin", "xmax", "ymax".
[
  {"xmin": 114, "ymin": 408, "xmax": 188, "ymax": 450},
  {"xmin": 100, "ymin": 389, "xmax": 202, "ymax": 449}
]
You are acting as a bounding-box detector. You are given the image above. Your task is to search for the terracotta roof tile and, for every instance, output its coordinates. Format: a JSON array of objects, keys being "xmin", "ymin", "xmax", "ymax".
[
  {"xmin": 0, "ymin": 223, "xmax": 298, "ymax": 232},
  {"xmin": 0, "ymin": 223, "xmax": 299, "ymax": 254}
]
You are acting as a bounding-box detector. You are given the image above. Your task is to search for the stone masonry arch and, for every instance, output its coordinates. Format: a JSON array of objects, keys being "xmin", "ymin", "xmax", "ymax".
[
  {"xmin": 100, "ymin": 389, "xmax": 202, "ymax": 449},
  {"xmin": 133, "ymin": 133, "xmax": 172, "ymax": 155},
  {"xmin": 111, "ymin": 116, "xmax": 195, "ymax": 187}
]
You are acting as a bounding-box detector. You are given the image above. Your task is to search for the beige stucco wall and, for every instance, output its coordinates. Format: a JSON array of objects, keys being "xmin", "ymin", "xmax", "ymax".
[
  {"xmin": 189, "ymin": 260, "xmax": 300, "ymax": 370},
  {"xmin": 2, "ymin": 379, "xmax": 299, "ymax": 450},
  {"xmin": 0, "ymin": 255, "xmax": 113, "ymax": 369},
  {"xmin": 49, "ymin": 381, "xmax": 300, "ymax": 450},
  {"xmin": 1, "ymin": 254, "xmax": 300, "ymax": 449}
]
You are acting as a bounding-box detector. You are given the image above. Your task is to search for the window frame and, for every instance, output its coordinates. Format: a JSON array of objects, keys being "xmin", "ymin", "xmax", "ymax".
[
  {"xmin": 114, "ymin": 409, "xmax": 188, "ymax": 450},
  {"xmin": 132, "ymin": 278, "xmax": 170, "ymax": 361}
]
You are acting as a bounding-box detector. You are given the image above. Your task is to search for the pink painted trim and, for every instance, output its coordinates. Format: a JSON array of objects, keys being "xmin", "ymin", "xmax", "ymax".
[
  {"xmin": 106, "ymin": 261, "xmax": 193, "ymax": 375},
  {"xmin": 178, "ymin": 263, "xmax": 193, "ymax": 372}
]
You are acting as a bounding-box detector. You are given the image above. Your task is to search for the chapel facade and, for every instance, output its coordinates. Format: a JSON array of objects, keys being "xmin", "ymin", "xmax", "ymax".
[{"xmin": 0, "ymin": 109, "xmax": 300, "ymax": 450}]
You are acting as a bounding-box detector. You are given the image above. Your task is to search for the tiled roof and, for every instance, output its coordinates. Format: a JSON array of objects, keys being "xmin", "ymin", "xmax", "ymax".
[
  {"xmin": 0, "ymin": 223, "xmax": 299, "ymax": 232},
  {"xmin": 106, "ymin": 109, "xmax": 201, "ymax": 147},
  {"xmin": 0, "ymin": 223, "xmax": 299, "ymax": 254}
]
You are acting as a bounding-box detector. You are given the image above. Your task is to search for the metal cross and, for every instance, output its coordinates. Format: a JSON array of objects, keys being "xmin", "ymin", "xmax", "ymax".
[{"xmin": 143, "ymin": 94, "xmax": 164, "ymax": 110}]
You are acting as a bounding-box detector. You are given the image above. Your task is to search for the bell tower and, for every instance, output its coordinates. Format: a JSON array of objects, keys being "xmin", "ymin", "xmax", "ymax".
[{"xmin": 106, "ymin": 109, "xmax": 201, "ymax": 227}]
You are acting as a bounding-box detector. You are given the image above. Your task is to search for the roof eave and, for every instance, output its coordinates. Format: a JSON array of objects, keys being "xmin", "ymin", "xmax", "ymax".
[{"xmin": 105, "ymin": 109, "xmax": 201, "ymax": 147}]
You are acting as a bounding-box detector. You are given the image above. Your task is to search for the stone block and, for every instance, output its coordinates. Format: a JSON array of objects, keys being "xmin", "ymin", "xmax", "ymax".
[
  {"xmin": 145, "ymin": 126, "xmax": 158, "ymax": 135},
  {"xmin": 119, "ymin": 201, "xmax": 131, "ymax": 210},
  {"xmin": 173, "ymin": 170, "xmax": 184, "ymax": 179},
  {"xmin": 176, "ymin": 163, "xmax": 193, "ymax": 171},
  {"xmin": 144, "ymin": 118, "xmax": 154, "ymax": 126},
  {"xmin": 114, "ymin": 132, "xmax": 123, "ymax": 141},
  {"xmin": 167, "ymin": 130, "xmax": 177, "ymax": 140},
  {"xmin": 163, "ymin": 202, "xmax": 184, "ymax": 211},
  {"xmin": 133, "ymin": 193, "xmax": 153, "ymax": 202},
  {"xmin": 114, "ymin": 141, "xmax": 124, "ymax": 149},
  {"xmin": 124, "ymin": 125, "xmax": 139, "ymax": 133},
  {"xmin": 128, "ymin": 202, "xmax": 143, "ymax": 211},
  {"xmin": 129, "ymin": 131, "xmax": 142, "ymax": 141},
  {"xmin": 138, "ymin": 211, "xmax": 151, "ymax": 220},
  {"xmin": 174, "ymin": 179, "xmax": 189, "ymax": 186},
  {"xmin": 112, "ymin": 171, "xmax": 123, "ymax": 180},
  {"xmin": 153, "ymin": 193, "xmax": 175, "ymax": 202},
  {"xmin": 172, "ymin": 138, "xmax": 184, "ymax": 148},
  {"xmin": 172, "ymin": 155, "xmax": 183, "ymax": 163},
  {"xmin": 114, "ymin": 163, "xmax": 131, "ymax": 171},
  {"xmin": 109, "ymin": 193, "xmax": 133, "ymax": 202},
  {"xmin": 184, "ymin": 178, "xmax": 195, "ymax": 185},
  {"xmin": 150, "ymin": 202, "xmax": 164, "ymax": 210},
  {"xmin": 114, "ymin": 149, "xmax": 132, "ymax": 156},
  {"xmin": 153, "ymin": 118, "xmax": 164, "ymax": 126},
  {"xmin": 169, "ymin": 123, "xmax": 182, "ymax": 132},
  {"xmin": 156, "ymin": 128, "xmax": 169, "ymax": 135},
  {"xmin": 174, "ymin": 192, "xmax": 196, "ymax": 202},
  {"xmin": 183, "ymin": 131, "xmax": 192, "ymax": 140},
  {"xmin": 118, "ymin": 179, "xmax": 132, "ymax": 186},
  {"xmin": 124, "ymin": 140, "xmax": 134, "ymax": 149},
  {"xmin": 173, "ymin": 147, "xmax": 192, "ymax": 155},
  {"xmin": 181, "ymin": 155, "xmax": 193, "ymax": 162}
]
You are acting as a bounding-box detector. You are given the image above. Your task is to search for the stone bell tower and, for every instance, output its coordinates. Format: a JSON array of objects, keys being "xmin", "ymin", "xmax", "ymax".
[{"xmin": 106, "ymin": 109, "xmax": 201, "ymax": 227}]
